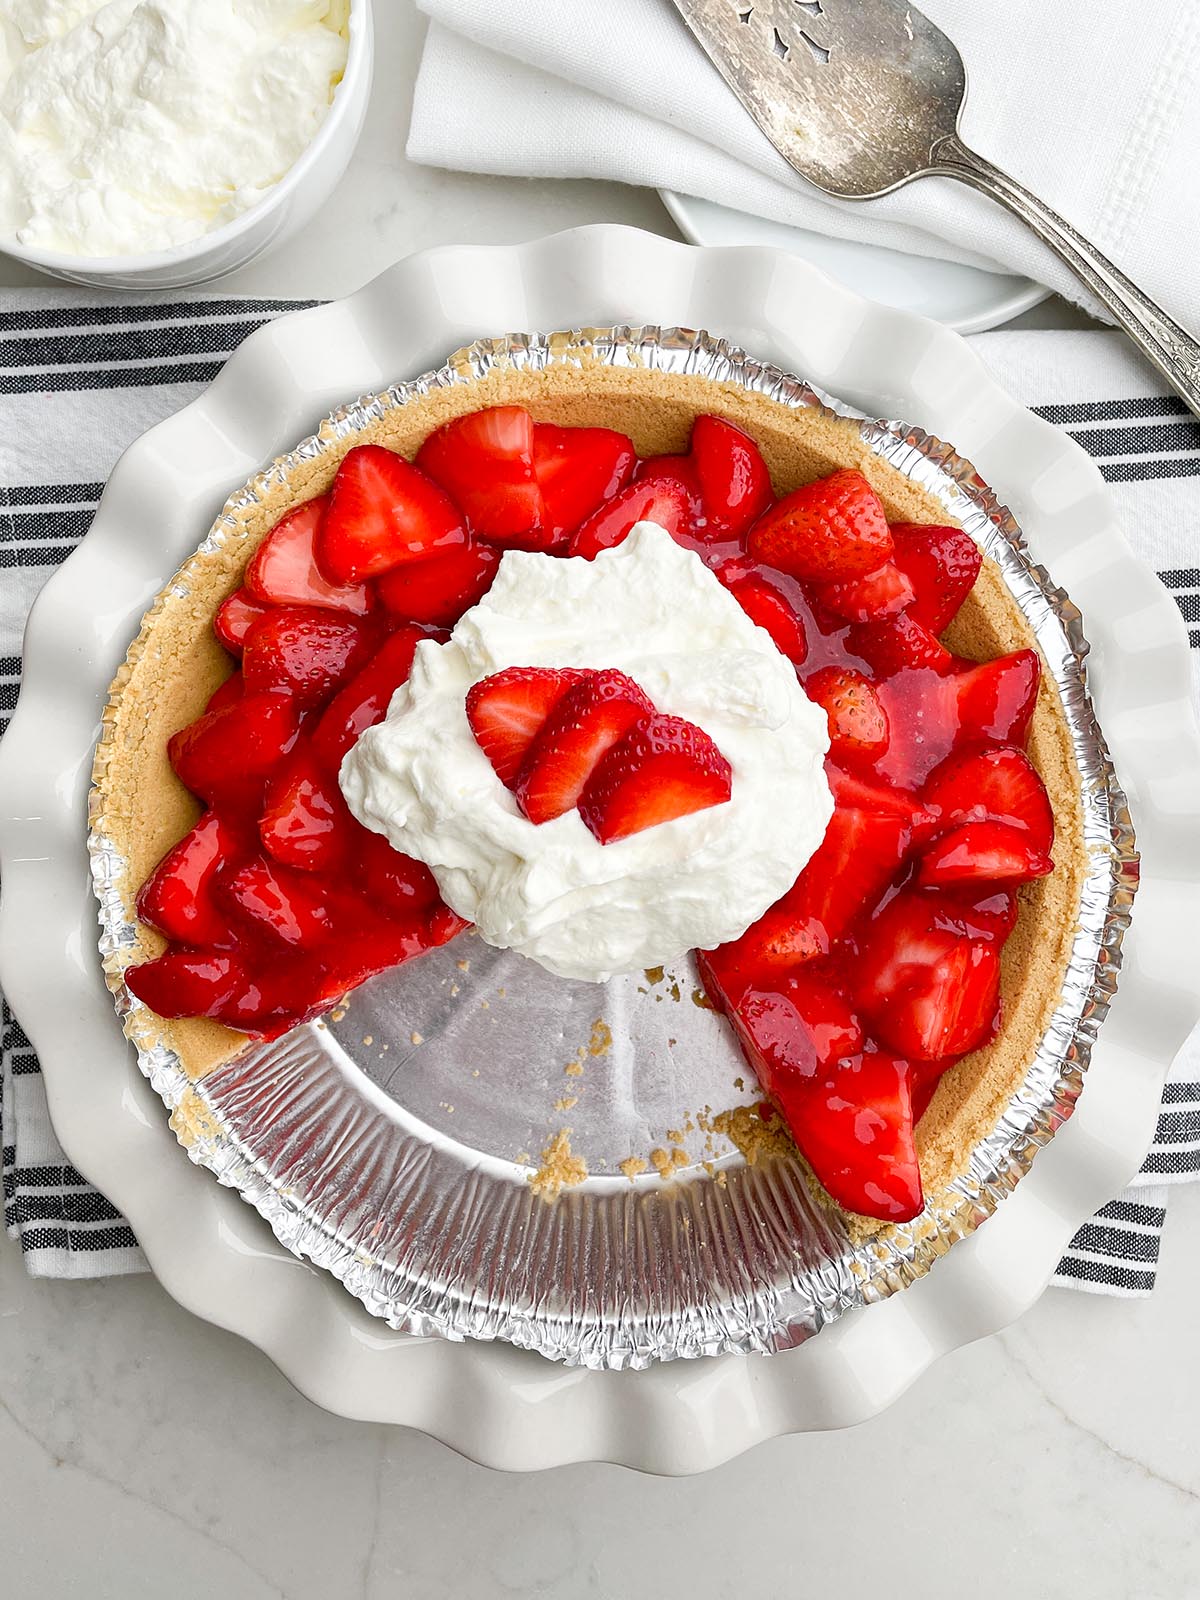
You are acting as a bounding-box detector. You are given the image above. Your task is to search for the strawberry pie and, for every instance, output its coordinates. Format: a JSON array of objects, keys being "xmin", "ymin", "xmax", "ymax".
[{"xmin": 94, "ymin": 351, "xmax": 1083, "ymax": 1228}]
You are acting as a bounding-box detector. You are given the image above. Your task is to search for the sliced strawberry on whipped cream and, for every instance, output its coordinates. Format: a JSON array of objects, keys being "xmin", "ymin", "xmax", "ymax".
[
  {"xmin": 464, "ymin": 665, "xmax": 586, "ymax": 788},
  {"xmin": 515, "ymin": 669, "xmax": 653, "ymax": 824},
  {"xmin": 579, "ymin": 711, "xmax": 733, "ymax": 844}
]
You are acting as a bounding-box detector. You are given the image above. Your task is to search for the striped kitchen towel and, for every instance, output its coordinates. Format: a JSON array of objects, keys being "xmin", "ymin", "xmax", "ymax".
[{"xmin": 0, "ymin": 290, "xmax": 1196, "ymax": 1293}]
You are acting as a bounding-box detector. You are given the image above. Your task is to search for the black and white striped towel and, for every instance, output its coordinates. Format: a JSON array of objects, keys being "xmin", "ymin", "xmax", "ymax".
[{"xmin": 1, "ymin": 291, "xmax": 1196, "ymax": 1293}]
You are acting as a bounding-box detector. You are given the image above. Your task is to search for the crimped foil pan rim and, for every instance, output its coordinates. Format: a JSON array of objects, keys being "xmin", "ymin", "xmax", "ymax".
[{"xmin": 88, "ymin": 325, "xmax": 1137, "ymax": 1368}]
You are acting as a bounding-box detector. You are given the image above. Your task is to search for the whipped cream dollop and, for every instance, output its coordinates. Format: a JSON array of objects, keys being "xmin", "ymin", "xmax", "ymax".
[
  {"xmin": 341, "ymin": 524, "xmax": 833, "ymax": 983},
  {"xmin": 0, "ymin": 1, "xmax": 348, "ymax": 256}
]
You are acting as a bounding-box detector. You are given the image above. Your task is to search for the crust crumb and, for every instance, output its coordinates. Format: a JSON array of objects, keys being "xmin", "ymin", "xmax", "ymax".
[
  {"xmin": 703, "ymin": 1103, "xmax": 794, "ymax": 1166},
  {"xmin": 619, "ymin": 1156, "xmax": 648, "ymax": 1181},
  {"xmin": 528, "ymin": 1129, "xmax": 588, "ymax": 1200},
  {"xmin": 554, "ymin": 1094, "xmax": 578, "ymax": 1112},
  {"xmin": 588, "ymin": 1019, "xmax": 612, "ymax": 1056}
]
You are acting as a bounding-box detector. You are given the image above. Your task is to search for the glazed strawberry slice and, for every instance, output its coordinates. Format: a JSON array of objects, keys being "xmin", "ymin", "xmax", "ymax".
[
  {"xmin": 636, "ymin": 452, "xmax": 705, "ymax": 518},
  {"xmin": 803, "ymin": 666, "xmax": 890, "ymax": 766},
  {"xmin": 770, "ymin": 1051, "xmax": 923, "ymax": 1222},
  {"xmin": 205, "ymin": 670, "xmax": 245, "ymax": 715},
  {"xmin": 245, "ymin": 494, "xmax": 371, "ymax": 614},
  {"xmin": 126, "ymin": 950, "xmax": 245, "ymax": 1020},
  {"xmin": 891, "ymin": 523, "xmax": 982, "ymax": 633},
  {"xmin": 209, "ymin": 969, "xmax": 311, "ymax": 1040},
  {"xmin": 416, "ymin": 406, "xmax": 544, "ymax": 543},
  {"xmin": 748, "ymin": 469, "xmax": 893, "ymax": 581},
  {"xmin": 259, "ymin": 744, "xmax": 361, "ymax": 872},
  {"xmin": 317, "ymin": 445, "xmax": 467, "ymax": 583},
  {"xmin": 356, "ymin": 827, "xmax": 441, "ymax": 917},
  {"xmin": 515, "ymin": 669, "xmax": 653, "ymax": 824},
  {"xmin": 310, "ymin": 624, "xmax": 426, "ymax": 769},
  {"xmin": 878, "ymin": 650, "xmax": 1041, "ymax": 788},
  {"xmin": 243, "ymin": 608, "xmax": 376, "ymax": 708},
  {"xmin": 168, "ymin": 691, "xmax": 301, "ymax": 812},
  {"xmin": 815, "ymin": 560, "xmax": 916, "ymax": 623},
  {"xmin": 824, "ymin": 762, "xmax": 937, "ymax": 837},
  {"xmin": 940, "ymin": 888, "xmax": 1020, "ymax": 943},
  {"xmin": 312, "ymin": 915, "xmax": 467, "ymax": 1012},
  {"xmin": 579, "ymin": 712, "xmax": 732, "ymax": 844},
  {"xmin": 569, "ymin": 475, "xmax": 693, "ymax": 559},
  {"xmin": 376, "ymin": 538, "xmax": 499, "ymax": 627},
  {"xmin": 857, "ymin": 890, "xmax": 1002, "ymax": 1061},
  {"xmin": 702, "ymin": 778, "xmax": 918, "ymax": 1005},
  {"xmin": 136, "ymin": 810, "xmax": 250, "ymax": 947},
  {"xmin": 923, "ymin": 745, "xmax": 1054, "ymax": 855},
  {"xmin": 689, "ymin": 415, "xmax": 772, "ymax": 539},
  {"xmin": 215, "ymin": 588, "xmax": 272, "ymax": 655},
  {"xmin": 917, "ymin": 820, "xmax": 1053, "ymax": 887},
  {"xmin": 218, "ymin": 857, "xmax": 334, "ymax": 948},
  {"xmin": 465, "ymin": 665, "xmax": 587, "ymax": 788},
  {"xmin": 730, "ymin": 971, "xmax": 864, "ymax": 1087},
  {"xmin": 716, "ymin": 559, "xmax": 808, "ymax": 663},
  {"xmin": 532, "ymin": 423, "xmax": 636, "ymax": 547},
  {"xmin": 847, "ymin": 610, "xmax": 954, "ymax": 676},
  {"xmin": 947, "ymin": 649, "xmax": 1041, "ymax": 747}
]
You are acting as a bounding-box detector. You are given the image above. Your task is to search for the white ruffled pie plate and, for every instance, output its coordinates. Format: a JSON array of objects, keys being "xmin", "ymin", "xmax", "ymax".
[{"xmin": 2, "ymin": 226, "xmax": 1199, "ymax": 1471}]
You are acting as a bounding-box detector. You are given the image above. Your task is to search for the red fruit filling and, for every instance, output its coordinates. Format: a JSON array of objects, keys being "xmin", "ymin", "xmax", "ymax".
[{"xmin": 131, "ymin": 409, "xmax": 1056, "ymax": 1224}]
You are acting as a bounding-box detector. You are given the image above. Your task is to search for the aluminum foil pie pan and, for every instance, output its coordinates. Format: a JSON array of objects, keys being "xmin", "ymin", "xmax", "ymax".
[{"xmin": 88, "ymin": 327, "xmax": 1137, "ymax": 1370}]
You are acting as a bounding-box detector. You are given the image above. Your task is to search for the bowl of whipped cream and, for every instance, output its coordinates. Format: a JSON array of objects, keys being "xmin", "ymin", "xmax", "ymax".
[{"xmin": 0, "ymin": 0, "xmax": 372, "ymax": 289}]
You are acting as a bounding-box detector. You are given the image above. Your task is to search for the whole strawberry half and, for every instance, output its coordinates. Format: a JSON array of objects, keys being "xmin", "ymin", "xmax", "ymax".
[
  {"xmin": 136, "ymin": 810, "xmax": 251, "ymax": 947},
  {"xmin": 417, "ymin": 406, "xmax": 545, "ymax": 544},
  {"xmin": 168, "ymin": 691, "xmax": 302, "ymax": 813},
  {"xmin": 891, "ymin": 523, "xmax": 982, "ymax": 634},
  {"xmin": 215, "ymin": 588, "xmax": 272, "ymax": 655},
  {"xmin": 689, "ymin": 414, "xmax": 772, "ymax": 539},
  {"xmin": 243, "ymin": 608, "xmax": 376, "ymax": 707},
  {"xmin": 923, "ymin": 744, "xmax": 1054, "ymax": 855},
  {"xmin": 376, "ymin": 539, "xmax": 499, "ymax": 627},
  {"xmin": 749, "ymin": 469, "xmax": 893, "ymax": 582},
  {"xmin": 770, "ymin": 1050, "xmax": 923, "ymax": 1223},
  {"xmin": 857, "ymin": 889, "xmax": 1002, "ymax": 1062},
  {"xmin": 246, "ymin": 494, "xmax": 371, "ymax": 613},
  {"xmin": 515, "ymin": 669, "xmax": 653, "ymax": 824},
  {"xmin": 311, "ymin": 624, "xmax": 427, "ymax": 770},
  {"xmin": 533, "ymin": 423, "xmax": 636, "ymax": 547},
  {"xmin": 317, "ymin": 445, "xmax": 467, "ymax": 583},
  {"xmin": 569, "ymin": 474, "xmax": 693, "ymax": 559}
]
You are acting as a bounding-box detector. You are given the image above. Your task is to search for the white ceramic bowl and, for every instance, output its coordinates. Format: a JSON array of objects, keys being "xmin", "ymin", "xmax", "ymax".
[
  {"xmin": 2, "ymin": 227, "xmax": 1199, "ymax": 1471},
  {"xmin": 0, "ymin": 0, "xmax": 373, "ymax": 291}
]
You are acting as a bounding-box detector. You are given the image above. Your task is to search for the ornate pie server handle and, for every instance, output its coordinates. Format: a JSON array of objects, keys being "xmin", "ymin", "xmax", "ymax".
[{"xmin": 931, "ymin": 134, "xmax": 1200, "ymax": 421}]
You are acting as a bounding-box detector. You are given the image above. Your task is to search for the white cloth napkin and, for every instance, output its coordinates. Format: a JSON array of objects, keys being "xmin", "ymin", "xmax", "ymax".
[
  {"xmin": 408, "ymin": 0, "xmax": 1200, "ymax": 329},
  {"xmin": 1, "ymin": 294, "xmax": 1196, "ymax": 1294}
]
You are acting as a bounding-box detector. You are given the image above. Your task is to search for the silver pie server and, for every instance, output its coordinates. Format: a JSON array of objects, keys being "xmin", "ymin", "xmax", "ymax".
[{"xmin": 671, "ymin": 0, "xmax": 1200, "ymax": 416}]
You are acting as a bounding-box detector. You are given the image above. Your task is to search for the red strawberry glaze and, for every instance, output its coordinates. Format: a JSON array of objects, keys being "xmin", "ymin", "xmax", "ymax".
[{"xmin": 130, "ymin": 409, "xmax": 1057, "ymax": 1223}]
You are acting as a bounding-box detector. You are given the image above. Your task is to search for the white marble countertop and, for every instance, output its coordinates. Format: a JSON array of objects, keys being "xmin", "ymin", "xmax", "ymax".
[{"xmin": 4, "ymin": 5, "xmax": 1198, "ymax": 1596}]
